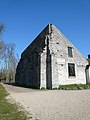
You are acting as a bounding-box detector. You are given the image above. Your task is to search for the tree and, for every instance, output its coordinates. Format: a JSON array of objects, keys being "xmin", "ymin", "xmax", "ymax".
[
  {"xmin": 6, "ymin": 43, "xmax": 17, "ymax": 82},
  {"xmin": 0, "ymin": 23, "xmax": 6, "ymax": 82},
  {"xmin": 0, "ymin": 23, "xmax": 4, "ymax": 35},
  {"xmin": 0, "ymin": 42, "xmax": 19, "ymax": 82},
  {"xmin": 0, "ymin": 40, "xmax": 6, "ymax": 59},
  {"xmin": 0, "ymin": 23, "xmax": 5, "ymax": 59},
  {"xmin": 0, "ymin": 23, "xmax": 19, "ymax": 83}
]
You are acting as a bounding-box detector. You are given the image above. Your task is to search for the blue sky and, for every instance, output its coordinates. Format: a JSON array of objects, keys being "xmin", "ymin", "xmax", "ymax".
[{"xmin": 0, "ymin": 0, "xmax": 90, "ymax": 58}]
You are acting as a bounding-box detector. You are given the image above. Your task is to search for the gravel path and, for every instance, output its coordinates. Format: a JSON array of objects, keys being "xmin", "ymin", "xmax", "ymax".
[{"xmin": 2, "ymin": 83, "xmax": 90, "ymax": 120}]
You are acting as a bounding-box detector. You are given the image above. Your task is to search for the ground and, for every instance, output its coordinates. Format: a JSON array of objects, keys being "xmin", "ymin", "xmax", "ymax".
[{"xmin": 2, "ymin": 83, "xmax": 90, "ymax": 120}]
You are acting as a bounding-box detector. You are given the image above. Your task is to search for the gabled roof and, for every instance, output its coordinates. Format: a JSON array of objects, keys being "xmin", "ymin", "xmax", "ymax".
[{"xmin": 21, "ymin": 24, "xmax": 87, "ymax": 62}]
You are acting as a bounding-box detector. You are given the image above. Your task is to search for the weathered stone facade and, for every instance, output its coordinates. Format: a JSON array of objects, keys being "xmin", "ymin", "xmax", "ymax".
[
  {"xmin": 15, "ymin": 24, "xmax": 88, "ymax": 89},
  {"xmin": 86, "ymin": 55, "xmax": 90, "ymax": 83}
]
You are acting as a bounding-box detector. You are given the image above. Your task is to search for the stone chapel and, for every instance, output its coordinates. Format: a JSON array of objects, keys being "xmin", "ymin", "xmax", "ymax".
[{"xmin": 15, "ymin": 24, "xmax": 90, "ymax": 89}]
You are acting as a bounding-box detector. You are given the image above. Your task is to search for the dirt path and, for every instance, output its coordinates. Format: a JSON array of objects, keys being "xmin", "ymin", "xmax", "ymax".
[
  {"xmin": 2, "ymin": 83, "xmax": 90, "ymax": 120},
  {"xmin": 2, "ymin": 83, "xmax": 39, "ymax": 94}
]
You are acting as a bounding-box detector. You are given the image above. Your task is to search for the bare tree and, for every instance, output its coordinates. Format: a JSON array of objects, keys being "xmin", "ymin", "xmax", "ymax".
[
  {"xmin": 0, "ymin": 23, "xmax": 4, "ymax": 34},
  {"xmin": 0, "ymin": 23, "xmax": 6, "ymax": 82},
  {"xmin": 0, "ymin": 23, "xmax": 19, "ymax": 83},
  {"xmin": 0, "ymin": 23, "xmax": 5, "ymax": 59},
  {"xmin": 6, "ymin": 43, "xmax": 17, "ymax": 82},
  {"xmin": 0, "ymin": 42, "xmax": 19, "ymax": 82}
]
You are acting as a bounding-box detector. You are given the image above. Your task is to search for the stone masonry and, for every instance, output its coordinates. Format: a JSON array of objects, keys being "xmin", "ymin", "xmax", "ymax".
[
  {"xmin": 15, "ymin": 24, "xmax": 88, "ymax": 89},
  {"xmin": 86, "ymin": 55, "xmax": 90, "ymax": 83}
]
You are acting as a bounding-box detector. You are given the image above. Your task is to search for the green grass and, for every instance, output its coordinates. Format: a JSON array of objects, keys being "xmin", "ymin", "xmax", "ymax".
[
  {"xmin": 58, "ymin": 84, "xmax": 90, "ymax": 90},
  {"xmin": 0, "ymin": 84, "xmax": 28, "ymax": 120}
]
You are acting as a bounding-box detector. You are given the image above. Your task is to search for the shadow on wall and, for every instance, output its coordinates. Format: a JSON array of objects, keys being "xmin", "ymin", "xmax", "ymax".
[{"xmin": 46, "ymin": 36, "xmax": 52, "ymax": 89}]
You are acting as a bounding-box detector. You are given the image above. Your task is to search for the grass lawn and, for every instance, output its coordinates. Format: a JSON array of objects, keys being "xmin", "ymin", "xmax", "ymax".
[
  {"xmin": 0, "ymin": 83, "xmax": 28, "ymax": 120},
  {"xmin": 58, "ymin": 84, "xmax": 90, "ymax": 90}
]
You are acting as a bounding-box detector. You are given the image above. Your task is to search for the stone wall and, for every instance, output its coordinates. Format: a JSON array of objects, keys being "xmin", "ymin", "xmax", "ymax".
[
  {"xmin": 48, "ymin": 24, "xmax": 88, "ymax": 87},
  {"xmin": 15, "ymin": 25, "xmax": 50, "ymax": 88},
  {"xmin": 15, "ymin": 24, "xmax": 88, "ymax": 89},
  {"xmin": 86, "ymin": 58, "xmax": 90, "ymax": 84}
]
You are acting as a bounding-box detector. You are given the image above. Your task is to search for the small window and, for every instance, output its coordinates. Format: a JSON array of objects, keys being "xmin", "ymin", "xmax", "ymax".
[
  {"xmin": 68, "ymin": 47, "xmax": 73, "ymax": 57},
  {"xmin": 68, "ymin": 63, "xmax": 75, "ymax": 76}
]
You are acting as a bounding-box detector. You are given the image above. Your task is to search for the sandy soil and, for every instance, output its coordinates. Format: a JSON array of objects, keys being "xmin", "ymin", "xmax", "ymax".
[{"xmin": 2, "ymin": 83, "xmax": 90, "ymax": 120}]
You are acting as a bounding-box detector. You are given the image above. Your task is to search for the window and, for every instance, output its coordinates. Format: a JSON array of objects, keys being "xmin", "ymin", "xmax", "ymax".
[
  {"xmin": 68, "ymin": 47, "xmax": 73, "ymax": 57},
  {"xmin": 68, "ymin": 63, "xmax": 75, "ymax": 76}
]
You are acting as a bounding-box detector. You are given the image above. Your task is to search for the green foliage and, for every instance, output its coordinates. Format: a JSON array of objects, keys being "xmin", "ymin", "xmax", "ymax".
[
  {"xmin": 52, "ymin": 87, "xmax": 58, "ymax": 90},
  {"xmin": 58, "ymin": 84, "xmax": 90, "ymax": 90},
  {"xmin": 0, "ymin": 84, "xmax": 28, "ymax": 120}
]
